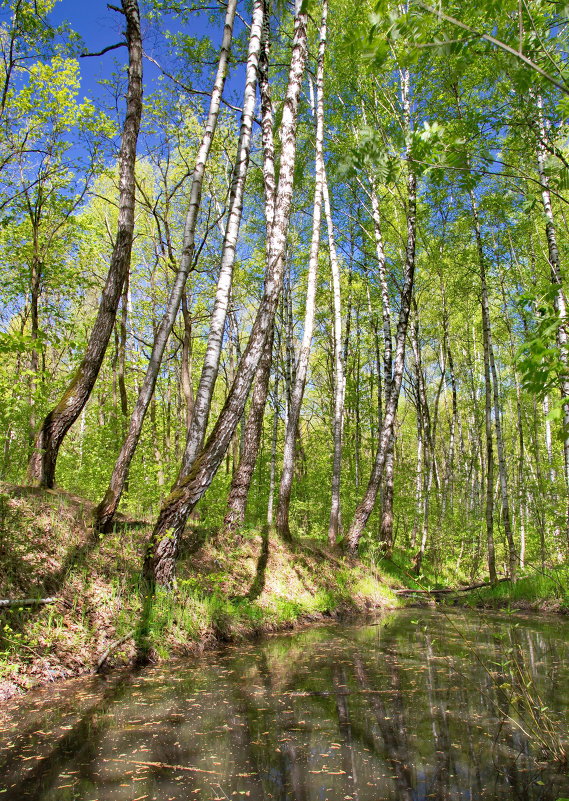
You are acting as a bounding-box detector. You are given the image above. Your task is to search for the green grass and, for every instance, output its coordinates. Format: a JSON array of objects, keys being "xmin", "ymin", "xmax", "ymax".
[
  {"xmin": 0, "ymin": 484, "xmax": 399, "ymax": 697},
  {"xmin": 450, "ymin": 566, "xmax": 569, "ymax": 610}
]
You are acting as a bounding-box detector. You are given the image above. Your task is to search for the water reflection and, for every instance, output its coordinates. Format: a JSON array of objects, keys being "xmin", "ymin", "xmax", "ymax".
[{"xmin": 0, "ymin": 609, "xmax": 568, "ymax": 800}]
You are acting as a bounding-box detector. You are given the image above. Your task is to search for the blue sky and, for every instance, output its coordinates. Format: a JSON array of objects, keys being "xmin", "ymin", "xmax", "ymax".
[{"xmin": 47, "ymin": 0, "xmax": 247, "ymax": 112}]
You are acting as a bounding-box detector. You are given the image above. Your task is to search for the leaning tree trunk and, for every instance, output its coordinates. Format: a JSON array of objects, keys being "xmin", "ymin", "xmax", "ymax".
[
  {"xmin": 267, "ymin": 361, "xmax": 280, "ymax": 526},
  {"xmin": 28, "ymin": 0, "xmax": 143, "ymax": 488},
  {"xmin": 275, "ymin": 0, "xmax": 327, "ymax": 541},
  {"xmin": 223, "ymin": 6, "xmax": 277, "ymax": 534},
  {"xmin": 143, "ymin": 4, "xmax": 309, "ymax": 587},
  {"xmin": 346, "ymin": 68, "xmax": 416, "ymax": 554},
  {"xmin": 536, "ymin": 94, "xmax": 569, "ymax": 550},
  {"xmin": 94, "ymin": 0, "xmax": 249, "ymax": 531},
  {"xmin": 180, "ymin": 0, "xmax": 265, "ymax": 475},
  {"xmin": 223, "ymin": 329, "xmax": 274, "ymax": 533}
]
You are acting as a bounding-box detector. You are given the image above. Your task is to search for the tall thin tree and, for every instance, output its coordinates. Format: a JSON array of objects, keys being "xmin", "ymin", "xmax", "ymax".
[{"xmin": 28, "ymin": 0, "xmax": 143, "ymax": 488}]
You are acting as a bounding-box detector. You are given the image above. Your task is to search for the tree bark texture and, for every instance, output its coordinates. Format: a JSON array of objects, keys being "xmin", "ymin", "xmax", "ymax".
[
  {"xmin": 324, "ymin": 164, "xmax": 345, "ymax": 546},
  {"xmin": 222, "ymin": 10, "xmax": 277, "ymax": 533},
  {"xmin": 536, "ymin": 95, "xmax": 569, "ymax": 549},
  {"xmin": 181, "ymin": 0, "xmax": 265, "ymax": 474},
  {"xmin": 276, "ymin": 0, "xmax": 327, "ymax": 540}
]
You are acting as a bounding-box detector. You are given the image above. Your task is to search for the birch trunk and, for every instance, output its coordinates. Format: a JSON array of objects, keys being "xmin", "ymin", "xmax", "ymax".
[
  {"xmin": 370, "ymin": 187, "xmax": 395, "ymax": 555},
  {"xmin": 181, "ymin": 0, "xmax": 265, "ymax": 474},
  {"xmin": 536, "ymin": 95, "xmax": 569, "ymax": 549},
  {"xmin": 93, "ymin": 0, "xmax": 246, "ymax": 530},
  {"xmin": 346, "ymin": 69, "xmax": 416, "ymax": 553},
  {"xmin": 223, "ymin": 330, "xmax": 274, "ymax": 532},
  {"xmin": 276, "ymin": 0, "xmax": 327, "ymax": 540},
  {"xmin": 267, "ymin": 361, "xmax": 280, "ymax": 526},
  {"xmin": 180, "ymin": 290, "xmax": 195, "ymax": 432},
  {"xmin": 144, "ymin": 5, "xmax": 309, "ymax": 587},
  {"xmin": 222, "ymin": 4, "xmax": 277, "ymax": 533},
  {"xmin": 324, "ymin": 165, "xmax": 345, "ymax": 546},
  {"xmin": 28, "ymin": 0, "xmax": 143, "ymax": 488}
]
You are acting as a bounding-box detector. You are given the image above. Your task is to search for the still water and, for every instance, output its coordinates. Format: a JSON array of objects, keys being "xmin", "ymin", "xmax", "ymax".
[{"xmin": 1, "ymin": 608, "xmax": 568, "ymax": 800}]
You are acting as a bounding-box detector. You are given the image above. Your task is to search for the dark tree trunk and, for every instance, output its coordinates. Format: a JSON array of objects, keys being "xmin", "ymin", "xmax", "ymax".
[
  {"xmin": 27, "ymin": 0, "xmax": 143, "ymax": 488},
  {"xmin": 223, "ymin": 329, "xmax": 274, "ymax": 533}
]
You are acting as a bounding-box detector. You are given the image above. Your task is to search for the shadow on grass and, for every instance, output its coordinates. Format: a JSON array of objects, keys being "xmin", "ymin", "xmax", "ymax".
[
  {"xmin": 133, "ymin": 578, "xmax": 156, "ymax": 667},
  {"xmin": 0, "ymin": 488, "xmax": 150, "ymax": 667},
  {"xmin": 246, "ymin": 526, "xmax": 270, "ymax": 601}
]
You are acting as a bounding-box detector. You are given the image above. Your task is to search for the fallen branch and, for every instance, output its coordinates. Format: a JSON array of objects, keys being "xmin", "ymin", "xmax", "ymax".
[
  {"xmin": 395, "ymin": 577, "xmax": 509, "ymax": 596},
  {"xmin": 0, "ymin": 597, "xmax": 58, "ymax": 608},
  {"xmin": 95, "ymin": 630, "xmax": 135, "ymax": 673},
  {"xmin": 110, "ymin": 758, "xmax": 219, "ymax": 774}
]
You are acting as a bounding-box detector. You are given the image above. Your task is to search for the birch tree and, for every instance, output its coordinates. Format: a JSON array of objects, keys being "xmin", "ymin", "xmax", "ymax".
[
  {"xmin": 93, "ymin": 0, "xmax": 248, "ymax": 530},
  {"xmin": 276, "ymin": 0, "xmax": 328, "ymax": 541}
]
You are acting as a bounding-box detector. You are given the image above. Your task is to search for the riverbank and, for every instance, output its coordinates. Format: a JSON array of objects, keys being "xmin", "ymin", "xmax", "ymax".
[
  {"xmin": 444, "ymin": 570, "xmax": 569, "ymax": 614},
  {"xmin": 0, "ymin": 484, "xmax": 399, "ymax": 701}
]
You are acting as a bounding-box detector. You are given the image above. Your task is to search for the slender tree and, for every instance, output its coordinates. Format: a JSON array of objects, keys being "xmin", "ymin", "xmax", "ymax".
[
  {"xmin": 276, "ymin": 0, "xmax": 328, "ymax": 540},
  {"xmin": 27, "ymin": 0, "xmax": 143, "ymax": 487},
  {"xmin": 347, "ymin": 68, "xmax": 417, "ymax": 554},
  {"xmin": 94, "ymin": 0, "xmax": 248, "ymax": 530}
]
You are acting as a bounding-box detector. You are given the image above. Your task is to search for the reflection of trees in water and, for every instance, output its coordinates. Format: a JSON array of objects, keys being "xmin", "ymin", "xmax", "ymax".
[
  {"xmin": 1, "ymin": 673, "xmax": 134, "ymax": 800},
  {"xmin": 353, "ymin": 650, "xmax": 414, "ymax": 801},
  {"xmin": 331, "ymin": 663, "xmax": 359, "ymax": 801},
  {"xmin": 1, "ymin": 613, "xmax": 568, "ymax": 801},
  {"xmin": 230, "ymin": 648, "xmax": 309, "ymax": 801}
]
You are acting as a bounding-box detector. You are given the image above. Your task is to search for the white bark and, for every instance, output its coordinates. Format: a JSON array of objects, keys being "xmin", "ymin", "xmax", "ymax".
[
  {"xmin": 276, "ymin": 0, "xmax": 328, "ymax": 539},
  {"xmin": 536, "ymin": 95, "xmax": 569, "ymax": 548},
  {"xmin": 145, "ymin": 4, "xmax": 310, "ymax": 586},
  {"xmin": 94, "ymin": 0, "xmax": 238, "ymax": 529},
  {"xmin": 324, "ymin": 164, "xmax": 345, "ymax": 546},
  {"xmin": 182, "ymin": 0, "xmax": 265, "ymax": 473}
]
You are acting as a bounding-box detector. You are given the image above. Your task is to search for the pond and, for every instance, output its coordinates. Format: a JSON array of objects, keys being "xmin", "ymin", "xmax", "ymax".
[{"xmin": 1, "ymin": 608, "xmax": 568, "ymax": 800}]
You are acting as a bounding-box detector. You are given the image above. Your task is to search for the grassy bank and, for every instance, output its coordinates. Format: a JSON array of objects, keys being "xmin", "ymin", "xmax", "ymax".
[
  {"xmin": 445, "ymin": 568, "xmax": 569, "ymax": 613},
  {"xmin": 0, "ymin": 484, "xmax": 398, "ymax": 700},
  {"xmin": 370, "ymin": 551, "xmax": 569, "ymax": 614}
]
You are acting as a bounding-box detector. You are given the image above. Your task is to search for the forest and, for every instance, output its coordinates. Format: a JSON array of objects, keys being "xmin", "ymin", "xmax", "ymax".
[
  {"xmin": 1, "ymin": 0, "xmax": 569, "ymax": 685},
  {"xmin": 3, "ymin": 2, "xmax": 569, "ymax": 797}
]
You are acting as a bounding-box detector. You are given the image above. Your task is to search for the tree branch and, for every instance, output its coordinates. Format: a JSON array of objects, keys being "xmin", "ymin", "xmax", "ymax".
[{"xmin": 81, "ymin": 42, "xmax": 127, "ymax": 58}]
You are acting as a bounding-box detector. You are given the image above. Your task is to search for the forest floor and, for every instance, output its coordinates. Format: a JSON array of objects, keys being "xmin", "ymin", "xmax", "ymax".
[{"xmin": 0, "ymin": 484, "xmax": 400, "ymax": 701}]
